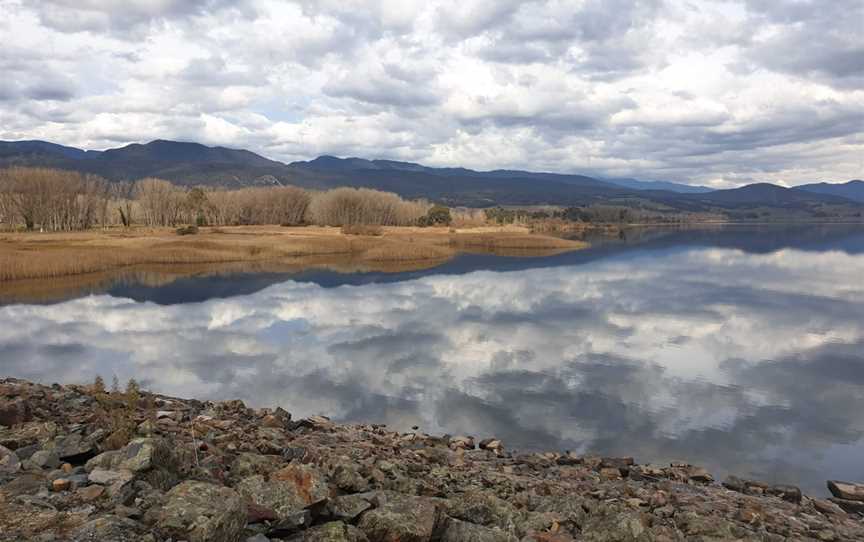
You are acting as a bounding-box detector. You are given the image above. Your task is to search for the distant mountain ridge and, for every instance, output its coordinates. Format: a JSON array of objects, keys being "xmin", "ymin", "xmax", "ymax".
[
  {"xmin": 0, "ymin": 139, "xmax": 862, "ymax": 217},
  {"xmin": 796, "ymin": 180, "xmax": 864, "ymax": 203}
]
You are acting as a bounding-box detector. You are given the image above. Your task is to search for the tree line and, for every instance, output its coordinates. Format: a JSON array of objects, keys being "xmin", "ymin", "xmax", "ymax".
[{"xmin": 0, "ymin": 167, "xmax": 449, "ymax": 231}]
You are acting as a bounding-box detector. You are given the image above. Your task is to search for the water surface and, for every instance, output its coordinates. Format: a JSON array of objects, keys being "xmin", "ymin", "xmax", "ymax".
[{"xmin": 2, "ymin": 224, "xmax": 863, "ymax": 495}]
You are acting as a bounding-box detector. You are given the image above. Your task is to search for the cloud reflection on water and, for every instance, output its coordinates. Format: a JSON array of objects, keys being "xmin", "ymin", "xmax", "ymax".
[{"xmin": 1, "ymin": 245, "xmax": 864, "ymax": 493}]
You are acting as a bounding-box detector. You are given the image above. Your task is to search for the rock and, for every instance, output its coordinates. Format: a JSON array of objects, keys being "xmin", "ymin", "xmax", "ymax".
[
  {"xmin": 445, "ymin": 491, "xmax": 521, "ymax": 533},
  {"xmin": 88, "ymin": 468, "xmax": 135, "ymax": 486},
  {"xmin": 261, "ymin": 415, "xmax": 285, "ymax": 428},
  {"xmin": 324, "ymin": 494, "xmax": 373, "ymax": 522},
  {"xmin": 51, "ymin": 478, "xmax": 71, "ymax": 492},
  {"xmin": 479, "ymin": 438, "xmax": 504, "ymax": 454},
  {"xmin": 449, "ymin": 436, "xmax": 476, "ymax": 450},
  {"xmin": 828, "ymin": 497, "xmax": 864, "ymax": 514},
  {"xmin": 156, "ymin": 480, "xmax": 246, "ymax": 542},
  {"xmin": 600, "ymin": 457, "xmax": 634, "ymax": 470},
  {"xmin": 246, "ymin": 535, "xmax": 270, "ymax": 542},
  {"xmin": 231, "ymin": 452, "xmax": 283, "ymax": 479},
  {"xmin": 137, "ymin": 420, "xmax": 157, "ymax": 436},
  {"xmin": 0, "ymin": 444, "xmax": 22, "ymax": 472},
  {"xmin": 685, "ymin": 466, "xmax": 714, "ymax": 483},
  {"xmin": 121, "ymin": 438, "xmax": 168, "ymax": 472},
  {"xmin": 827, "ymin": 480, "xmax": 864, "ymax": 502},
  {"xmin": 49, "ymin": 433, "xmax": 97, "ymax": 464},
  {"xmin": 329, "ymin": 457, "xmax": 369, "ymax": 493},
  {"xmin": 86, "ymin": 450, "xmax": 124, "ymax": 472},
  {"xmin": 358, "ymin": 494, "xmax": 444, "ymax": 542},
  {"xmin": 767, "ymin": 484, "xmax": 802, "ymax": 503},
  {"xmin": 599, "ymin": 467, "xmax": 622, "ymax": 480},
  {"xmin": 267, "ymin": 509, "xmax": 313, "ymax": 537},
  {"xmin": 14, "ymin": 443, "xmax": 40, "ymax": 461},
  {"xmin": 30, "ymin": 450, "xmax": 60, "ymax": 469},
  {"xmin": 1, "ymin": 473, "xmax": 46, "ymax": 495},
  {"xmin": 247, "ymin": 502, "xmax": 280, "ymax": 523},
  {"xmin": 442, "ymin": 518, "xmax": 518, "ymax": 542},
  {"xmin": 72, "ymin": 515, "xmax": 145, "ymax": 541},
  {"xmin": 722, "ymin": 475, "xmax": 748, "ymax": 493},
  {"xmin": 0, "ymin": 398, "xmax": 31, "ymax": 427},
  {"xmin": 286, "ymin": 521, "xmax": 369, "ymax": 541},
  {"xmin": 78, "ymin": 484, "xmax": 106, "ymax": 502},
  {"xmin": 237, "ymin": 464, "xmax": 329, "ymax": 521}
]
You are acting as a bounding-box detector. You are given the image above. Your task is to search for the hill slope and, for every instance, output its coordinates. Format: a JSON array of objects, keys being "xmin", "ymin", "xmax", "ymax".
[{"xmin": 797, "ymin": 180, "xmax": 864, "ymax": 203}]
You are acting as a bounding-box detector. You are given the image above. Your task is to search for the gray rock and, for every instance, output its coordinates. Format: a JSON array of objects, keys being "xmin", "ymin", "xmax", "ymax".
[
  {"xmin": 71, "ymin": 515, "xmax": 144, "ymax": 542},
  {"xmin": 30, "ymin": 450, "xmax": 60, "ymax": 469},
  {"xmin": 121, "ymin": 438, "xmax": 170, "ymax": 472},
  {"xmin": 0, "ymin": 398, "xmax": 31, "ymax": 427},
  {"xmin": 828, "ymin": 497, "xmax": 864, "ymax": 514},
  {"xmin": 267, "ymin": 509, "xmax": 312, "ymax": 537},
  {"xmin": 325, "ymin": 494, "xmax": 373, "ymax": 522},
  {"xmin": 444, "ymin": 491, "xmax": 521, "ymax": 533},
  {"xmin": 827, "ymin": 480, "xmax": 864, "ymax": 502},
  {"xmin": 89, "ymin": 468, "xmax": 134, "ymax": 486},
  {"xmin": 86, "ymin": 450, "xmax": 124, "ymax": 472},
  {"xmin": 0, "ymin": 444, "xmax": 21, "ymax": 473},
  {"xmin": 0, "ymin": 473, "xmax": 46, "ymax": 495},
  {"xmin": 236, "ymin": 464, "xmax": 329, "ymax": 521},
  {"xmin": 286, "ymin": 521, "xmax": 369, "ymax": 541},
  {"xmin": 767, "ymin": 484, "xmax": 802, "ymax": 503},
  {"xmin": 246, "ymin": 535, "xmax": 271, "ymax": 542},
  {"xmin": 49, "ymin": 433, "xmax": 97, "ymax": 463},
  {"xmin": 358, "ymin": 494, "xmax": 444, "ymax": 542},
  {"xmin": 442, "ymin": 518, "xmax": 518, "ymax": 542},
  {"xmin": 14, "ymin": 444, "xmax": 41, "ymax": 461},
  {"xmin": 156, "ymin": 480, "xmax": 246, "ymax": 542},
  {"xmin": 230, "ymin": 452, "xmax": 283, "ymax": 480}
]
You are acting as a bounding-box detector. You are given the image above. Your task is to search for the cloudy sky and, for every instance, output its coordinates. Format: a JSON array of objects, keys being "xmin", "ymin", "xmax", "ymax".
[{"xmin": 0, "ymin": 0, "xmax": 862, "ymax": 187}]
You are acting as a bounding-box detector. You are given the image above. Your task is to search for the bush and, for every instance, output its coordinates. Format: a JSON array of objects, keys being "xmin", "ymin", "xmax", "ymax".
[
  {"xmin": 341, "ymin": 224, "xmax": 383, "ymax": 236},
  {"xmin": 176, "ymin": 225, "xmax": 199, "ymax": 235},
  {"xmin": 418, "ymin": 205, "xmax": 452, "ymax": 226}
]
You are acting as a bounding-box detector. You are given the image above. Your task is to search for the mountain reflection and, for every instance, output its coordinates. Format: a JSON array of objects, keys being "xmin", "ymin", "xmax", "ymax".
[{"xmin": 1, "ymin": 229, "xmax": 864, "ymax": 495}]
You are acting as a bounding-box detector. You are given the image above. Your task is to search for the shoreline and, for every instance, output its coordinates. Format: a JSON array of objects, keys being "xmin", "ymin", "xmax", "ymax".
[
  {"xmin": 0, "ymin": 225, "xmax": 587, "ymax": 283},
  {"xmin": 1, "ymin": 378, "xmax": 863, "ymax": 541}
]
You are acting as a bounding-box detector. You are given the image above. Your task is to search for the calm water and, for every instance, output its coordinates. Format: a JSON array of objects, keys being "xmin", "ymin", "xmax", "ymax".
[{"xmin": 2, "ymin": 224, "xmax": 864, "ymax": 495}]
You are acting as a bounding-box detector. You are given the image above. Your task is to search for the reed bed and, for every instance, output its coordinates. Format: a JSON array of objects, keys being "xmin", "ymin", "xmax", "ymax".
[{"xmin": 0, "ymin": 226, "xmax": 587, "ymax": 282}]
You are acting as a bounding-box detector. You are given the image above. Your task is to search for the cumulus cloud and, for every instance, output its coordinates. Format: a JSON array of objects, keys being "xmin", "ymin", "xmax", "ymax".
[{"xmin": 0, "ymin": 0, "xmax": 861, "ymax": 185}]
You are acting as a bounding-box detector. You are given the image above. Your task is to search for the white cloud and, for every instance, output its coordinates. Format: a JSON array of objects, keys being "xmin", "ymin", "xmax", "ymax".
[{"xmin": 0, "ymin": 0, "xmax": 862, "ymax": 185}]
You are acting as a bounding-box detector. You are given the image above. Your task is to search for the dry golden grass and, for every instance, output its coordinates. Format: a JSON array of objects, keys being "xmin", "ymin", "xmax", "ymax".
[{"xmin": 0, "ymin": 225, "xmax": 587, "ymax": 283}]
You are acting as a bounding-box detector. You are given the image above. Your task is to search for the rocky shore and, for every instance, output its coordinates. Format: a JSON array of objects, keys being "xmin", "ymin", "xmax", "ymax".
[{"xmin": 1, "ymin": 378, "xmax": 863, "ymax": 541}]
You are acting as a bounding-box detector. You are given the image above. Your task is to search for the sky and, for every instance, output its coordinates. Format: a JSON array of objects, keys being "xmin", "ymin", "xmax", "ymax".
[{"xmin": 0, "ymin": 0, "xmax": 862, "ymax": 187}]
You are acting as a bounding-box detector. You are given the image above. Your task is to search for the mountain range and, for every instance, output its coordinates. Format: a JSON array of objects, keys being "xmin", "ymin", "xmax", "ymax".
[{"xmin": 1, "ymin": 139, "xmax": 862, "ymax": 215}]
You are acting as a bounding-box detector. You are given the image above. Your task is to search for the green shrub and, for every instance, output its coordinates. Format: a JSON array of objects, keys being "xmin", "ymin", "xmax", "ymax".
[{"xmin": 418, "ymin": 205, "xmax": 452, "ymax": 226}]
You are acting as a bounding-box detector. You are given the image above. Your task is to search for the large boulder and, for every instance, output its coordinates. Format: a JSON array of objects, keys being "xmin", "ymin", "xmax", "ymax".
[
  {"xmin": 358, "ymin": 494, "xmax": 445, "ymax": 542},
  {"xmin": 48, "ymin": 433, "xmax": 98, "ymax": 464},
  {"xmin": 236, "ymin": 464, "xmax": 329, "ymax": 521},
  {"xmin": 156, "ymin": 481, "xmax": 247, "ymax": 542},
  {"xmin": 444, "ymin": 491, "xmax": 522, "ymax": 534},
  {"xmin": 827, "ymin": 480, "xmax": 864, "ymax": 502},
  {"xmin": 231, "ymin": 452, "xmax": 284, "ymax": 480}
]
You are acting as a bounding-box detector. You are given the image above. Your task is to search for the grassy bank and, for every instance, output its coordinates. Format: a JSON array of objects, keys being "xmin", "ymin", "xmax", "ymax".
[{"xmin": 0, "ymin": 225, "xmax": 586, "ymax": 282}]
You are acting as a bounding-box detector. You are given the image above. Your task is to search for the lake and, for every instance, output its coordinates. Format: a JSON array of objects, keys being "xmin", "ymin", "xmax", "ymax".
[{"xmin": 2, "ymin": 224, "xmax": 863, "ymax": 495}]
